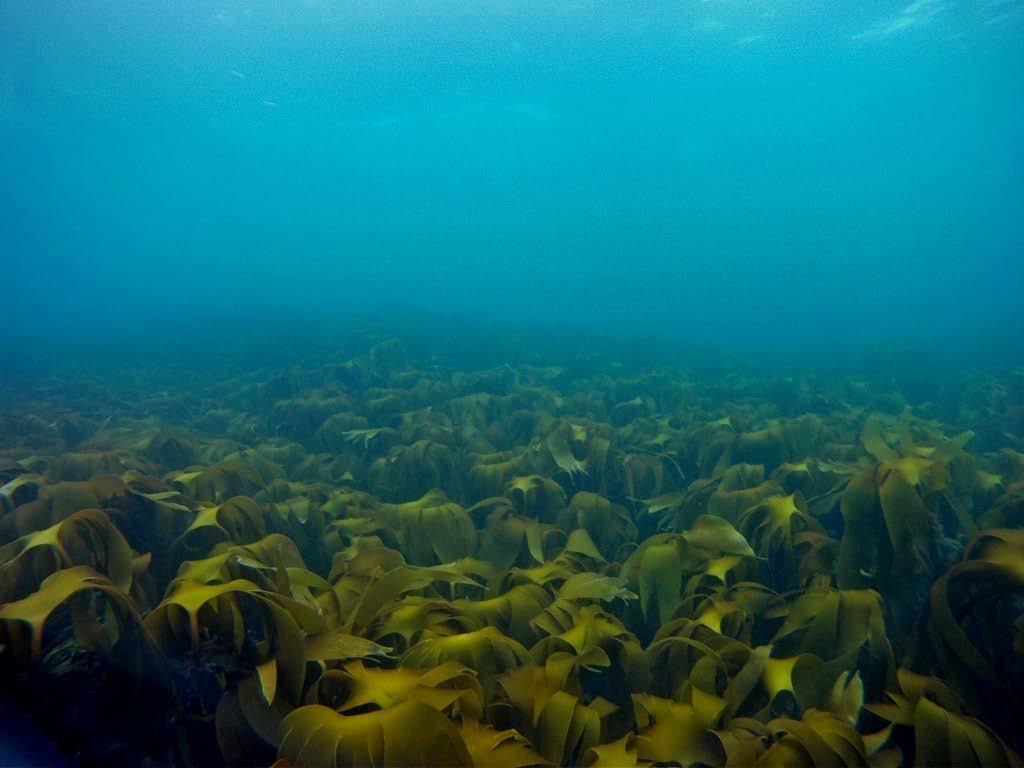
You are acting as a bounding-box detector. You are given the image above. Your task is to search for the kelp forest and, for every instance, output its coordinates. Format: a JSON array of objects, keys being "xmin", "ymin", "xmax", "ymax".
[{"xmin": 1, "ymin": 337, "xmax": 1022, "ymax": 768}]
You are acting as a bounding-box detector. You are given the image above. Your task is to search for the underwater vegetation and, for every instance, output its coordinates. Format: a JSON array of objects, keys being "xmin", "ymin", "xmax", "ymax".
[{"xmin": 1, "ymin": 339, "xmax": 1023, "ymax": 767}]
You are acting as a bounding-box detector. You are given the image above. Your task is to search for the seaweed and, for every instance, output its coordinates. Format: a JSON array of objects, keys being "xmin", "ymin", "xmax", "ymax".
[{"xmin": 0, "ymin": 342, "xmax": 1021, "ymax": 767}]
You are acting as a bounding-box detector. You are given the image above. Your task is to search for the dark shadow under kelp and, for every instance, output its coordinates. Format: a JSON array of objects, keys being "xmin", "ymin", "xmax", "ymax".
[{"xmin": 1, "ymin": 337, "xmax": 1023, "ymax": 767}]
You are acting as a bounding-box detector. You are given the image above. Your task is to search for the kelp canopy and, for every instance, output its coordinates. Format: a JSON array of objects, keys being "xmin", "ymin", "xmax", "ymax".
[{"xmin": 1, "ymin": 338, "xmax": 1023, "ymax": 768}]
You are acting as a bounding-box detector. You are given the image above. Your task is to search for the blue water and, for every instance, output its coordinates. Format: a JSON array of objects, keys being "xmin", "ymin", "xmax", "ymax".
[{"xmin": 2, "ymin": 1, "xmax": 1022, "ymax": 365}]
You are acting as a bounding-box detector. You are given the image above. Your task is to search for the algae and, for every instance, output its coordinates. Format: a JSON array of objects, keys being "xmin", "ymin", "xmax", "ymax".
[{"xmin": 0, "ymin": 339, "xmax": 1022, "ymax": 767}]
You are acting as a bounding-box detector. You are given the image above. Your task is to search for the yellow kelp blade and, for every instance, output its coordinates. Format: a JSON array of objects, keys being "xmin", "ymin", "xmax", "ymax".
[{"xmin": 277, "ymin": 702, "xmax": 473, "ymax": 768}]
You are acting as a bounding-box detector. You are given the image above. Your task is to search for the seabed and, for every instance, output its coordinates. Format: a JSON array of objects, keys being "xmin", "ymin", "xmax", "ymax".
[{"xmin": 1, "ymin": 336, "xmax": 1022, "ymax": 767}]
